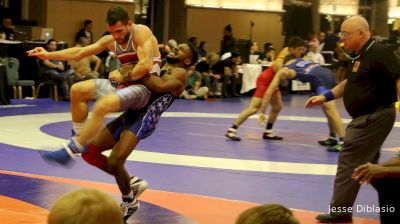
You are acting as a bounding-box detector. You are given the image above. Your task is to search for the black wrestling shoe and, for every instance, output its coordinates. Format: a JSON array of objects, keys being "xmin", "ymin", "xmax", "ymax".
[
  {"xmin": 262, "ymin": 132, "xmax": 283, "ymax": 140},
  {"xmin": 318, "ymin": 138, "xmax": 338, "ymax": 146},
  {"xmin": 315, "ymin": 213, "xmax": 352, "ymax": 223},
  {"xmin": 121, "ymin": 199, "xmax": 140, "ymax": 222},
  {"xmin": 225, "ymin": 128, "xmax": 241, "ymax": 141},
  {"xmin": 129, "ymin": 176, "xmax": 149, "ymax": 199}
]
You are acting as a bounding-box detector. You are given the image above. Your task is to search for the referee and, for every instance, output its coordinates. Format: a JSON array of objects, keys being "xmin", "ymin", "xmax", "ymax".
[{"xmin": 305, "ymin": 15, "xmax": 400, "ymax": 223}]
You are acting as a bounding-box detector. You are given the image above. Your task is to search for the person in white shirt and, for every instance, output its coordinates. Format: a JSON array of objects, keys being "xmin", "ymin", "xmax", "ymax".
[{"xmin": 305, "ymin": 42, "xmax": 325, "ymax": 65}]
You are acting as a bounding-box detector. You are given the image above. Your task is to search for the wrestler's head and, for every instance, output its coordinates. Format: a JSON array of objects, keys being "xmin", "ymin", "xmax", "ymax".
[
  {"xmin": 106, "ymin": 6, "xmax": 132, "ymax": 45},
  {"xmin": 166, "ymin": 42, "xmax": 199, "ymax": 68},
  {"xmin": 287, "ymin": 36, "xmax": 306, "ymax": 58}
]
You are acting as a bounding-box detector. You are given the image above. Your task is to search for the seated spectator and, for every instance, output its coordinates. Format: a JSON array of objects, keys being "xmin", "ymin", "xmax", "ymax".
[
  {"xmin": 159, "ymin": 39, "xmax": 178, "ymax": 61},
  {"xmin": 323, "ymin": 27, "xmax": 340, "ymax": 52},
  {"xmin": 197, "ymin": 41, "xmax": 208, "ymax": 58},
  {"xmin": 249, "ymin": 41, "xmax": 262, "ymax": 64},
  {"xmin": 68, "ymin": 37, "xmax": 101, "ymax": 81},
  {"xmin": 259, "ymin": 45, "xmax": 276, "ymax": 64},
  {"xmin": 353, "ymin": 153, "xmax": 400, "ymax": 224},
  {"xmin": 317, "ymin": 31, "xmax": 326, "ymax": 53},
  {"xmin": 96, "ymin": 31, "xmax": 119, "ymax": 78},
  {"xmin": 75, "ymin": 19, "xmax": 94, "ymax": 44},
  {"xmin": 181, "ymin": 66, "xmax": 209, "ymax": 100},
  {"xmin": 236, "ymin": 204, "xmax": 300, "ymax": 224},
  {"xmin": 212, "ymin": 51, "xmax": 242, "ymax": 97},
  {"xmin": 48, "ymin": 188, "xmax": 123, "ymax": 224},
  {"xmin": 40, "ymin": 39, "xmax": 75, "ymax": 99},
  {"xmin": 188, "ymin": 36, "xmax": 198, "ymax": 48},
  {"xmin": 304, "ymin": 42, "xmax": 325, "ymax": 65},
  {"xmin": 195, "ymin": 52, "xmax": 220, "ymax": 97},
  {"xmin": 0, "ymin": 17, "xmax": 15, "ymax": 40}
]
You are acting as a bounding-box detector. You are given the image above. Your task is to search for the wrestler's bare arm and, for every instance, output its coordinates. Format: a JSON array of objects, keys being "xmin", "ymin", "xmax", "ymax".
[
  {"xmin": 142, "ymin": 68, "xmax": 186, "ymax": 93},
  {"xmin": 27, "ymin": 35, "xmax": 114, "ymax": 61},
  {"xmin": 126, "ymin": 25, "xmax": 160, "ymax": 81}
]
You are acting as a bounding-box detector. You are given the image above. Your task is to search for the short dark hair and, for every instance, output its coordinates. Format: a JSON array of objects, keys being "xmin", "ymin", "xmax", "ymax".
[
  {"xmin": 46, "ymin": 39, "xmax": 56, "ymax": 45},
  {"xmin": 287, "ymin": 36, "xmax": 306, "ymax": 49},
  {"xmin": 236, "ymin": 204, "xmax": 299, "ymax": 224},
  {"xmin": 84, "ymin": 20, "xmax": 93, "ymax": 27},
  {"xmin": 185, "ymin": 42, "xmax": 199, "ymax": 67},
  {"xmin": 106, "ymin": 5, "xmax": 129, "ymax": 26}
]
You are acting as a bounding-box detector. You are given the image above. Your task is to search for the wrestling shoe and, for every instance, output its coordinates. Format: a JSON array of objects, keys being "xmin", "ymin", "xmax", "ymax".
[
  {"xmin": 121, "ymin": 199, "xmax": 140, "ymax": 222},
  {"xmin": 315, "ymin": 213, "xmax": 352, "ymax": 223},
  {"xmin": 262, "ymin": 132, "xmax": 283, "ymax": 140},
  {"xmin": 130, "ymin": 176, "xmax": 149, "ymax": 199},
  {"xmin": 39, "ymin": 142, "xmax": 75, "ymax": 166},
  {"xmin": 318, "ymin": 138, "xmax": 338, "ymax": 146},
  {"xmin": 327, "ymin": 143, "xmax": 344, "ymax": 152},
  {"xmin": 225, "ymin": 128, "xmax": 241, "ymax": 141}
]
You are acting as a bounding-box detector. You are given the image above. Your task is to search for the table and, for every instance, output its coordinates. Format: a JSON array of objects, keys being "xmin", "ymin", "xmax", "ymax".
[
  {"xmin": 239, "ymin": 64, "xmax": 262, "ymax": 94},
  {"xmin": 0, "ymin": 39, "xmax": 23, "ymax": 58},
  {"xmin": 239, "ymin": 63, "xmax": 271, "ymax": 94}
]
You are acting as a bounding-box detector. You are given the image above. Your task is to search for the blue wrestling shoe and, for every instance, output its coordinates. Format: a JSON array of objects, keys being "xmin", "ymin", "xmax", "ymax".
[{"xmin": 39, "ymin": 142, "xmax": 75, "ymax": 166}]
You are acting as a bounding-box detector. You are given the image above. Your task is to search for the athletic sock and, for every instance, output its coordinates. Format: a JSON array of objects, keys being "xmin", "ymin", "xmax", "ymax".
[
  {"xmin": 266, "ymin": 122, "xmax": 273, "ymax": 130},
  {"xmin": 231, "ymin": 124, "xmax": 238, "ymax": 130},
  {"xmin": 68, "ymin": 137, "xmax": 86, "ymax": 153},
  {"xmin": 329, "ymin": 132, "xmax": 337, "ymax": 139},
  {"xmin": 72, "ymin": 122, "xmax": 85, "ymax": 134}
]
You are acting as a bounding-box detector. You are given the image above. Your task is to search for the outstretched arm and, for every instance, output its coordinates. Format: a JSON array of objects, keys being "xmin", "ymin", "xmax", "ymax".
[
  {"xmin": 305, "ymin": 79, "xmax": 347, "ymax": 108},
  {"xmin": 27, "ymin": 35, "xmax": 113, "ymax": 61}
]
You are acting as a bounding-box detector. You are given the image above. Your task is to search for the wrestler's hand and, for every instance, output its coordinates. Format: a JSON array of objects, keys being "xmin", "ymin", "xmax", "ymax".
[
  {"xmin": 352, "ymin": 163, "xmax": 388, "ymax": 184},
  {"xmin": 305, "ymin": 95, "xmax": 326, "ymax": 108},
  {"xmin": 26, "ymin": 47, "xmax": 49, "ymax": 60},
  {"xmin": 258, "ymin": 113, "xmax": 267, "ymax": 125},
  {"xmin": 108, "ymin": 70, "xmax": 123, "ymax": 83}
]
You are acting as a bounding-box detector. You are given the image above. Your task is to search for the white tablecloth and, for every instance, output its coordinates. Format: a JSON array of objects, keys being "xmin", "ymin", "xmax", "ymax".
[{"xmin": 240, "ymin": 64, "xmax": 262, "ymax": 94}]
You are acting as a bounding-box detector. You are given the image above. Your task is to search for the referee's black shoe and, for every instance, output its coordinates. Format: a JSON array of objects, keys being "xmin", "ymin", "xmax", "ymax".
[{"xmin": 316, "ymin": 213, "xmax": 352, "ymax": 223}]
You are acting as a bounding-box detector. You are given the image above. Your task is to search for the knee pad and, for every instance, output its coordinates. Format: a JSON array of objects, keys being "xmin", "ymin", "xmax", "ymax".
[{"xmin": 81, "ymin": 144, "xmax": 107, "ymax": 169}]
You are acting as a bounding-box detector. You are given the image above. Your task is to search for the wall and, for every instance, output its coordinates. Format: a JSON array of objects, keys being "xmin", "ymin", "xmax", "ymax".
[
  {"xmin": 46, "ymin": 0, "xmax": 135, "ymax": 46},
  {"xmin": 186, "ymin": 7, "xmax": 284, "ymax": 54}
]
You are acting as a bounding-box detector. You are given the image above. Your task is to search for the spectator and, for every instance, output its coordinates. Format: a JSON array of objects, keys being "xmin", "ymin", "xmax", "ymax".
[
  {"xmin": 188, "ymin": 36, "xmax": 198, "ymax": 48},
  {"xmin": 236, "ymin": 204, "xmax": 300, "ymax": 224},
  {"xmin": 48, "ymin": 188, "xmax": 123, "ymax": 224},
  {"xmin": 248, "ymin": 41, "xmax": 262, "ymax": 63},
  {"xmin": 323, "ymin": 26, "xmax": 340, "ymax": 52},
  {"xmin": 212, "ymin": 51, "xmax": 242, "ymax": 97},
  {"xmin": 75, "ymin": 19, "xmax": 94, "ymax": 44},
  {"xmin": 68, "ymin": 37, "xmax": 101, "ymax": 80},
  {"xmin": 181, "ymin": 66, "xmax": 209, "ymax": 100},
  {"xmin": 259, "ymin": 46, "xmax": 276, "ymax": 64},
  {"xmin": 197, "ymin": 41, "xmax": 208, "ymax": 58},
  {"xmin": 304, "ymin": 42, "xmax": 325, "ymax": 64},
  {"xmin": 40, "ymin": 39, "xmax": 75, "ymax": 99},
  {"xmin": 220, "ymin": 24, "xmax": 236, "ymax": 54},
  {"xmin": 352, "ymin": 154, "xmax": 400, "ymax": 224},
  {"xmin": 0, "ymin": 17, "xmax": 15, "ymax": 40},
  {"xmin": 318, "ymin": 31, "xmax": 327, "ymax": 52},
  {"xmin": 159, "ymin": 39, "xmax": 178, "ymax": 60},
  {"xmin": 195, "ymin": 52, "xmax": 220, "ymax": 97}
]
